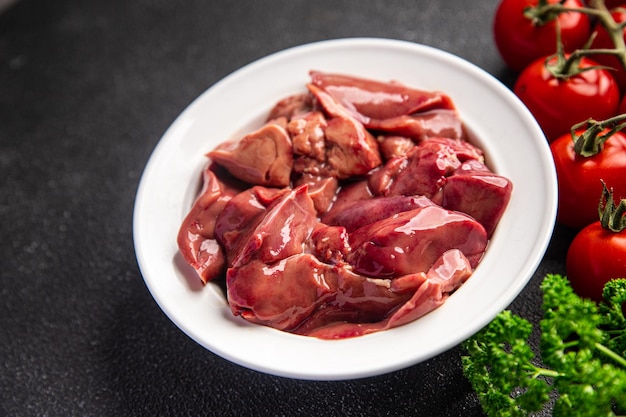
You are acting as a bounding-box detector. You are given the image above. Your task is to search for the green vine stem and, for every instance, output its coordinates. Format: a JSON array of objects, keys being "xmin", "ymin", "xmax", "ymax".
[
  {"xmin": 589, "ymin": 0, "xmax": 626, "ymax": 72},
  {"xmin": 526, "ymin": 0, "xmax": 626, "ymax": 75}
]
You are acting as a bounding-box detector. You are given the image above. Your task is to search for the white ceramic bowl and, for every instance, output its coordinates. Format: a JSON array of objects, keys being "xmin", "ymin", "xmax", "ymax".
[{"xmin": 133, "ymin": 38, "xmax": 557, "ymax": 381}]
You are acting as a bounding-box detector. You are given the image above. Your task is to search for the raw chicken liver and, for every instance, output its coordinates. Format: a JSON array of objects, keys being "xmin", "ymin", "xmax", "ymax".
[{"xmin": 177, "ymin": 71, "xmax": 513, "ymax": 339}]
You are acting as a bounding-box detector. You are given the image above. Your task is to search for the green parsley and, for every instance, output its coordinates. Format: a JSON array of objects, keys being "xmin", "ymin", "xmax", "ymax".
[{"xmin": 462, "ymin": 274, "xmax": 626, "ymax": 416}]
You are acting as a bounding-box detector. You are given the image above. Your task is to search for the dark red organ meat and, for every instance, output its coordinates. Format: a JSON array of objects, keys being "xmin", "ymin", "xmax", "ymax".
[
  {"xmin": 301, "ymin": 249, "xmax": 474, "ymax": 339},
  {"xmin": 309, "ymin": 71, "xmax": 465, "ymax": 141},
  {"xmin": 348, "ymin": 205, "xmax": 488, "ymax": 278},
  {"xmin": 442, "ymin": 161, "xmax": 513, "ymax": 237},
  {"xmin": 213, "ymin": 186, "xmax": 286, "ymax": 265},
  {"xmin": 309, "ymin": 70, "xmax": 455, "ymax": 121},
  {"xmin": 207, "ymin": 122, "xmax": 293, "ymax": 187},
  {"xmin": 227, "ymin": 248, "xmax": 474, "ymax": 339},
  {"xmin": 229, "ymin": 185, "xmax": 319, "ymax": 268},
  {"xmin": 177, "ymin": 71, "xmax": 513, "ymax": 339},
  {"xmin": 286, "ymin": 106, "xmax": 382, "ymax": 179},
  {"xmin": 176, "ymin": 164, "xmax": 242, "ymax": 283},
  {"xmin": 322, "ymin": 195, "xmax": 434, "ymax": 233}
]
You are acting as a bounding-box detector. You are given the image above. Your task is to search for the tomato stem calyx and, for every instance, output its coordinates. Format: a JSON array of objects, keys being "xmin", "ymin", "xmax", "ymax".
[
  {"xmin": 571, "ymin": 114, "xmax": 626, "ymax": 156},
  {"xmin": 598, "ymin": 180, "xmax": 626, "ymax": 233},
  {"xmin": 523, "ymin": 0, "xmax": 567, "ymax": 26},
  {"xmin": 545, "ymin": 24, "xmax": 610, "ymax": 79}
]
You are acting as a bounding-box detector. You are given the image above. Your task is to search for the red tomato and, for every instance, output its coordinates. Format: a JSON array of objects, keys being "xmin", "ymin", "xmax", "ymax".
[
  {"xmin": 604, "ymin": 0, "xmax": 626, "ymax": 9},
  {"xmin": 493, "ymin": 0, "xmax": 591, "ymax": 72},
  {"xmin": 513, "ymin": 55, "xmax": 620, "ymax": 141},
  {"xmin": 620, "ymin": 94, "xmax": 626, "ymax": 115},
  {"xmin": 590, "ymin": 10, "xmax": 626, "ymax": 93},
  {"xmin": 566, "ymin": 221, "xmax": 626, "ymax": 302},
  {"xmin": 551, "ymin": 130, "xmax": 626, "ymax": 229}
]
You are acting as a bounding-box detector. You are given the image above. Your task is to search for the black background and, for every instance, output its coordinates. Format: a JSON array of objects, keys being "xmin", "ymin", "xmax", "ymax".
[{"xmin": 1, "ymin": 1, "xmax": 574, "ymax": 415}]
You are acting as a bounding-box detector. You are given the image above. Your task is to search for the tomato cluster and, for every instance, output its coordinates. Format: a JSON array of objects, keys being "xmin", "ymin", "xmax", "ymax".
[{"xmin": 493, "ymin": 0, "xmax": 626, "ymax": 301}]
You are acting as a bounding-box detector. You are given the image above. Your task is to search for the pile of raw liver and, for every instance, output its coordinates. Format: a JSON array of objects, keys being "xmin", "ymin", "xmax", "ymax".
[{"xmin": 177, "ymin": 71, "xmax": 512, "ymax": 339}]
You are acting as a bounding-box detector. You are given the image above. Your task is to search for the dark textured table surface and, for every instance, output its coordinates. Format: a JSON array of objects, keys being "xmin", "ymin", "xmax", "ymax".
[{"xmin": 1, "ymin": 1, "xmax": 574, "ymax": 415}]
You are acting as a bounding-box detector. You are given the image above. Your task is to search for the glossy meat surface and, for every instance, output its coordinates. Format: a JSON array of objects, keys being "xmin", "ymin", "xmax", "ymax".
[
  {"xmin": 207, "ymin": 122, "xmax": 293, "ymax": 187},
  {"xmin": 176, "ymin": 164, "xmax": 241, "ymax": 283},
  {"xmin": 177, "ymin": 71, "xmax": 513, "ymax": 339},
  {"xmin": 348, "ymin": 205, "xmax": 488, "ymax": 277}
]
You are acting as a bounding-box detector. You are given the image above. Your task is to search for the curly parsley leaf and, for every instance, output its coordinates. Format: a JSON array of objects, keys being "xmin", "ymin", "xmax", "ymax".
[
  {"xmin": 461, "ymin": 311, "xmax": 552, "ymax": 416},
  {"xmin": 600, "ymin": 278, "xmax": 626, "ymax": 358},
  {"xmin": 462, "ymin": 274, "xmax": 626, "ymax": 416}
]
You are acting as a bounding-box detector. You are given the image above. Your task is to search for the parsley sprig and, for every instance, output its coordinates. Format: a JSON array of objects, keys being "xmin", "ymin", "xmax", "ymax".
[{"xmin": 462, "ymin": 274, "xmax": 626, "ymax": 416}]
